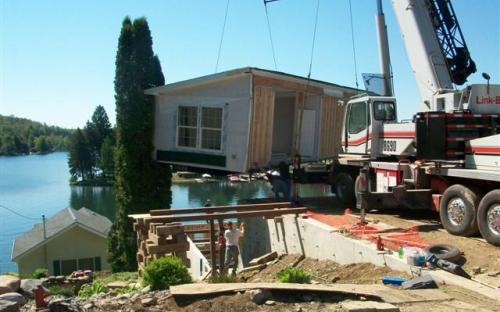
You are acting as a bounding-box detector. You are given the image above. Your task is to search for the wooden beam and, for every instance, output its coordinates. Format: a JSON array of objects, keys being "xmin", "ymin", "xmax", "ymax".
[
  {"xmin": 149, "ymin": 202, "xmax": 292, "ymax": 216},
  {"xmin": 254, "ymin": 76, "xmax": 323, "ymax": 94},
  {"xmin": 218, "ymin": 218, "xmax": 225, "ymax": 274},
  {"xmin": 145, "ymin": 208, "xmax": 308, "ymax": 223},
  {"xmin": 209, "ymin": 219, "xmax": 217, "ymax": 276}
]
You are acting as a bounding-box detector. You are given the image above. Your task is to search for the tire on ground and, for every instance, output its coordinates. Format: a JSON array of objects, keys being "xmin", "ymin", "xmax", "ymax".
[
  {"xmin": 477, "ymin": 190, "xmax": 500, "ymax": 246},
  {"xmin": 439, "ymin": 184, "xmax": 479, "ymax": 237},
  {"xmin": 423, "ymin": 243, "xmax": 462, "ymax": 263},
  {"xmin": 333, "ymin": 172, "xmax": 355, "ymax": 205}
]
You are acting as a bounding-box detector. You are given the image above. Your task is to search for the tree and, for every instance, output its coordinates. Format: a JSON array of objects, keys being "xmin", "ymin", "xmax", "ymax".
[
  {"xmin": 99, "ymin": 135, "xmax": 115, "ymax": 178},
  {"xmin": 34, "ymin": 136, "xmax": 49, "ymax": 153},
  {"xmin": 108, "ymin": 17, "xmax": 172, "ymax": 272},
  {"xmin": 68, "ymin": 128, "xmax": 92, "ymax": 180},
  {"xmin": 86, "ymin": 105, "xmax": 112, "ymax": 155}
]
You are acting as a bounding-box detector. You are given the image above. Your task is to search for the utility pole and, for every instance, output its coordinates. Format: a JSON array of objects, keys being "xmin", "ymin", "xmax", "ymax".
[{"xmin": 42, "ymin": 215, "xmax": 48, "ymax": 270}]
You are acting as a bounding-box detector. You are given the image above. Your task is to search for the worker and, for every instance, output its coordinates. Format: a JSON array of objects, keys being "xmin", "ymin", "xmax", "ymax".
[
  {"xmin": 291, "ymin": 154, "xmax": 302, "ymax": 205},
  {"xmin": 266, "ymin": 167, "xmax": 290, "ymax": 202},
  {"xmin": 224, "ymin": 221, "xmax": 245, "ymax": 275}
]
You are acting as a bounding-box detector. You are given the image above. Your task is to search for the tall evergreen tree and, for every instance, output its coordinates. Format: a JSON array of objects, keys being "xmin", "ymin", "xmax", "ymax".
[
  {"xmin": 68, "ymin": 128, "xmax": 92, "ymax": 180},
  {"xmin": 108, "ymin": 17, "xmax": 172, "ymax": 272}
]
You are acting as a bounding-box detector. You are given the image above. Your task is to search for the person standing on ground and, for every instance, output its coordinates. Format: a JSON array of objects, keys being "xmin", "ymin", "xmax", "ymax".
[
  {"xmin": 224, "ymin": 221, "xmax": 245, "ymax": 275},
  {"xmin": 278, "ymin": 161, "xmax": 292, "ymax": 202},
  {"xmin": 292, "ymin": 154, "xmax": 302, "ymax": 205}
]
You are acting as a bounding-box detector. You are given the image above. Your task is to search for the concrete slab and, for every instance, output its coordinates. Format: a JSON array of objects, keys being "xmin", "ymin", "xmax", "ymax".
[
  {"xmin": 341, "ymin": 300, "xmax": 400, "ymax": 312},
  {"xmin": 427, "ymin": 270, "xmax": 500, "ymax": 301}
]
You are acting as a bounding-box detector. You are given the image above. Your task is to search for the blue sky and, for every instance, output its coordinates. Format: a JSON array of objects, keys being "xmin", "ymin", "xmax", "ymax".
[{"xmin": 1, "ymin": 0, "xmax": 499, "ymax": 128}]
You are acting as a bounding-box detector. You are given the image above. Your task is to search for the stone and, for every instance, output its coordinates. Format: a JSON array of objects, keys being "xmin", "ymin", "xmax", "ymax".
[
  {"xmin": 472, "ymin": 266, "xmax": 482, "ymax": 274},
  {"xmin": 265, "ymin": 300, "xmax": 276, "ymax": 306},
  {"xmin": 0, "ymin": 300, "xmax": 18, "ymax": 312},
  {"xmin": 107, "ymin": 281, "xmax": 129, "ymax": 289},
  {"xmin": 47, "ymin": 298, "xmax": 81, "ymax": 312},
  {"xmin": 342, "ymin": 300, "xmax": 400, "ymax": 312},
  {"xmin": 141, "ymin": 285, "xmax": 151, "ymax": 293},
  {"xmin": 0, "ymin": 292, "xmax": 27, "ymax": 305},
  {"xmin": 487, "ymin": 270, "xmax": 500, "ymax": 277},
  {"xmin": 83, "ymin": 303, "xmax": 94, "ymax": 309},
  {"xmin": 20, "ymin": 279, "xmax": 46, "ymax": 298},
  {"xmin": 247, "ymin": 289, "xmax": 272, "ymax": 305},
  {"xmin": 0, "ymin": 275, "xmax": 20, "ymax": 295},
  {"xmin": 141, "ymin": 297, "xmax": 156, "ymax": 307}
]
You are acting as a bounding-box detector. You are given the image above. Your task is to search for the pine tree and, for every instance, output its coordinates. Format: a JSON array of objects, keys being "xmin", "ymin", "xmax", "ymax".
[
  {"xmin": 108, "ymin": 17, "xmax": 172, "ymax": 272},
  {"xmin": 68, "ymin": 129, "xmax": 92, "ymax": 180}
]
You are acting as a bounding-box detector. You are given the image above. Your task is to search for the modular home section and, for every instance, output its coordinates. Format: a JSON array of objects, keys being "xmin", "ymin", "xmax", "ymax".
[{"xmin": 146, "ymin": 67, "xmax": 362, "ymax": 173}]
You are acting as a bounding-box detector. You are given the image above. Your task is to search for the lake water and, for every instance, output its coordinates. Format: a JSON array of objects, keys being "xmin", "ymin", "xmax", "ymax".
[{"xmin": 0, "ymin": 152, "xmax": 330, "ymax": 274}]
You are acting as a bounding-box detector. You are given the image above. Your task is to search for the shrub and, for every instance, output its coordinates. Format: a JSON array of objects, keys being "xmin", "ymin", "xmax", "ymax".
[
  {"xmin": 276, "ymin": 267, "xmax": 311, "ymax": 284},
  {"xmin": 32, "ymin": 268, "xmax": 49, "ymax": 279},
  {"xmin": 49, "ymin": 286, "xmax": 75, "ymax": 297},
  {"xmin": 208, "ymin": 273, "xmax": 238, "ymax": 284},
  {"xmin": 142, "ymin": 256, "xmax": 192, "ymax": 290},
  {"xmin": 78, "ymin": 281, "xmax": 108, "ymax": 298}
]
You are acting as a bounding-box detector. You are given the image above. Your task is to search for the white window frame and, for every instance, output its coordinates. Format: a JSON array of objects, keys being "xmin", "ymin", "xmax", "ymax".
[{"xmin": 176, "ymin": 105, "xmax": 224, "ymax": 152}]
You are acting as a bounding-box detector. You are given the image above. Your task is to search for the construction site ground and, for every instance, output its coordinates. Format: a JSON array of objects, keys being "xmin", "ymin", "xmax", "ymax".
[{"xmin": 302, "ymin": 195, "xmax": 500, "ymax": 280}]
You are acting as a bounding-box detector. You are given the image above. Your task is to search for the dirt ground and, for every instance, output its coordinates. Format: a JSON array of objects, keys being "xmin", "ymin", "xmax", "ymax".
[{"xmin": 304, "ymin": 196, "xmax": 500, "ymax": 276}]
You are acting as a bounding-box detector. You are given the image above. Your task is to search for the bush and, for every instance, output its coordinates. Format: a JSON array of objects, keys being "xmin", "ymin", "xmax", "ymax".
[
  {"xmin": 208, "ymin": 273, "xmax": 238, "ymax": 284},
  {"xmin": 276, "ymin": 267, "xmax": 311, "ymax": 284},
  {"xmin": 142, "ymin": 256, "xmax": 192, "ymax": 290},
  {"xmin": 49, "ymin": 286, "xmax": 75, "ymax": 297},
  {"xmin": 32, "ymin": 268, "xmax": 49, "ymax": 279},
  {"xmin": 78, "ymin": 281, "xmax": 108, "ymax": 298}
]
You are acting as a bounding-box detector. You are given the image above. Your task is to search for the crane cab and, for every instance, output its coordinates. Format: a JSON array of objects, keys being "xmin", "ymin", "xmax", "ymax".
[{"xmin": 341, "ymin": 95, "xmax": 416, "ymax": 159}]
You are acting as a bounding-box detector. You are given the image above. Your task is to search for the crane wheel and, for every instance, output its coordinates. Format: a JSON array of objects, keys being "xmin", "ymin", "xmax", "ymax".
[
  {"xmin": 333, "ymin": 172, "xmax": 355, "ymax": 205},
  {"xmin": 477, "ymin": 190, "xmax": 500, "ymax": 246},
  {"xmin": 439, "ymin": 184, "xmax": 479, "ymax": 237}
]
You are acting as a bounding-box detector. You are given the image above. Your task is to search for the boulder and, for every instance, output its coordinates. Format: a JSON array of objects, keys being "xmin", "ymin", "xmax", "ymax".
[
  {"xmin": 0, "ymin": 292, "xmax": 27, "ymax": 311},
  {"xmin": 47, "ymin": 298, "xmax": 82, "ymax": 312},
  {"xmin": 20, "ymin": 278, "xmax": 47, "ymax": 298},
  {"xmin": 0, "ymin": 275, "xmax": 20, "ymax": 295},
  {"xmin": 107, "ymin": 281, "xmax": 129, "ymax": 289},
  {"xmin": 247, "ymin": 289, "xmax": 272, "ymax": 305}
]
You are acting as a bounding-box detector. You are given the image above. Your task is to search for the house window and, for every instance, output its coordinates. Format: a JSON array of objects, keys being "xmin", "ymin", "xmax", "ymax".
[
  {"xmin": 177, "ymin": 106, "xmax": 223, "ymax": 151},
  {"xmin": 53, "ymin": 256, "xmax": 102, "ymax": 275},
  {"xmin": 78, "ymin": 258, "xmax": 94, "ymax": 271},
  {"xmin": 61, "ymin": 259, "xmax": 77, "ymax": 275},
  {"xmin": 201, "ymin": 107, "xmax": 222, "ymax": 150},
  {"xmin": 178, "ymin": 106, "xmax": 198, "ymax": 148}
]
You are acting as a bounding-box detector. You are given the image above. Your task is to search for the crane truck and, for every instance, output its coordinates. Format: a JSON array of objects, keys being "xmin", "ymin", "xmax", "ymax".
[{"xmin": 329, "ymin": 0, "xmax": 500, "ymax": 246}]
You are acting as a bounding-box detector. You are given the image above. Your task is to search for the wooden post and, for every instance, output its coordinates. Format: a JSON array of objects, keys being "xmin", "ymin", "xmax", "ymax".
[
  {"xmin": 218, "ymin": 218, "xmax": 225, "ymax": 274},
  {"xmin": 209, "ymin": 219, "xmax": 217, "ymax": 276}
]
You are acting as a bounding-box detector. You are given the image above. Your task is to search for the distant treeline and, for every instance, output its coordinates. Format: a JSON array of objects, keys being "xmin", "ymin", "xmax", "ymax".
[{"xmin": 0, "ymin": 115, "xmax": 73, "ymax": 156}]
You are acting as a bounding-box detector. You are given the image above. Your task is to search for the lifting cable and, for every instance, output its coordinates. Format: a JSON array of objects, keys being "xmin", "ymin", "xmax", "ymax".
[
  {"xmin": 263, "ymin": 0, "xmax": 279, "ymax": 70},
  {"xmin": 295, "ymin": 0, "xmax": 320, "ymax": 156},
  {"xmin": 348, "ymin": 0, "xmax": 360, "ymax": 88},
  {"xmin": 215, "ymin": 0, "xmax": 231, "ymax": 73}
]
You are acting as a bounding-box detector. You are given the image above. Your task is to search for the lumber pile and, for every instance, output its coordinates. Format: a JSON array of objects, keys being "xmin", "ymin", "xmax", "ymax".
[{"xmin": 134, "ymin": 220, "xmax": 190, "ymax": 272}]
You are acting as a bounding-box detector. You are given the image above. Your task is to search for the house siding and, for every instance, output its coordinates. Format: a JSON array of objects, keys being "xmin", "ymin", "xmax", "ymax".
[
  {"xmin": 154, "ymin": 75, "xmax": 252, "ymax": 172},
  {"xmin": 16, "ymin": 226, "xmax": 109, "ymax": 277}
]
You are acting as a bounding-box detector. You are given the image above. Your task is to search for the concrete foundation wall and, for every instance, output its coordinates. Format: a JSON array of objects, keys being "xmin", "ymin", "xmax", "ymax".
[{"xmin": 186, "ymin": 237, "xmax": 211, "ymax": 280}]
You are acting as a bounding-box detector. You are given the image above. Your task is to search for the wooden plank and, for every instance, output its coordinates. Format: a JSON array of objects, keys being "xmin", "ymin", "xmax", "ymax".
[
  {"xmin": 147, "ymin": 207, "xmax": 308, "ymax": 223},
  {"xmin": 170, "ymin": 283, "xmax": 453, "ymax": 304},
  {"xmin": 149, "ymin": 202, "xmax": 291, "ymax": 216},
  {"xmin": 247, "ymin": 85, "xmax": 275, "ymax": 167},
  {"xmin": 218, "ymin": 218, "xmax": 225, "ymax": 273}
]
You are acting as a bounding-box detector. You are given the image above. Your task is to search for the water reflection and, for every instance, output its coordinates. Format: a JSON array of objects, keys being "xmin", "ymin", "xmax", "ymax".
[{"xmin": 70, "ymin": 187, "xmax": 116, "ymax": 221}]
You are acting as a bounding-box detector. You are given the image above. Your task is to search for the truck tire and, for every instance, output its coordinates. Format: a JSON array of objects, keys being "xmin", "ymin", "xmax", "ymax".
[
  {"xmin": 477, "ymin": 190, "xmax": 500, "ymax": 246},
  {"xmin": 334, "ymin": 172, "xmax": 355, "ymax": 205},
  {"xmin": 423, "ymin": 244, "xmax": 462, "ymax": 263},
  {"xmin": 439, "ymin": 184, "xmax": 479, "ymax": 237}
]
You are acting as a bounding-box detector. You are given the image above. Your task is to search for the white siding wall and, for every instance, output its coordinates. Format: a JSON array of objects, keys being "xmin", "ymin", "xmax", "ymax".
[{"xmin": 154, "ymin": 75, "xmax": 252, "ymax": 172}]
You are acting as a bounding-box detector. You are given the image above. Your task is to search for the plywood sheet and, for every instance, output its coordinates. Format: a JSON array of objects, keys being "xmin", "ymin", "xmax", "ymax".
[
  {"xmin": 248, "ymin": 86, "xmax": 275, "ymax": 167},
  {"xmin": 319, "ymin": 96, "xmax": 346, "ymax": 158}
]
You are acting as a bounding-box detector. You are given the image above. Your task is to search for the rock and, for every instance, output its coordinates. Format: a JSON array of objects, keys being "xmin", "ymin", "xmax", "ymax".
[
  {"xmin": 472, "ymin": 266, "xmax": 482, "ymax": 274},
  {"xmin": 0, "ymin": 275, "xmax": 20, "ymax": 295},
  {"xmin": 0, "ymin": 292, "xmax": 27, "ymax": 305},
  {"xmin": 265, "ymin": 300, "xmax": 276, "ymax": 306},
  {"xmin": 130, "ymin": 293, "xmax": 140, "ymax": 301},
  {"xmin": 487, "ymin": 270, "xmax": 500, "ymax": 277},
  {"xmin": 141, "ymin": 285, "xmax": 151, "ymax": 293},
  {"xmin": 20, "ymin": 279, "xmax": 47, "ymax": 298},
  {"xmin": 107, "ymin": 281, "xmax": 129, "ymax": 289},
  {"xmin": 248, "ymin": 251, "xmax": 278, "ymax": 266},
  {"xmin": 141, "ymin": 297, "xmax": 156, "ymax": 307},
  {"xmin": 48, "ymin": 298, "xmax": 82, "ymax": 312},
  {"xmin": 83, "ymin": 303, "xmax": 93, "ymax": 309},
  {"xmin": 247, "ymin": 289, "xmax": 272, "ymax": 305},
  {"xmin": 342, "ymin": 300, "xmax": 400, "ymax": 312},
  {"xmin": 0, "ymin": 300, "xmax": 18, "ymax": 312}
]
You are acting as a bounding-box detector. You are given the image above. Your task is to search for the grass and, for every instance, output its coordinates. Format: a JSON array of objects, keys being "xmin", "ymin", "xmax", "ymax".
[
  {"xmin": 208, "ymin": 273, "xmax": 238, "ymax": 283},
  {"xmin": 94, "ymin": 271, "xmax": 138, "ymax": 284},
  {"xmin": 49, "ymin": 286, "xmax": 75, "ymax": 297},
  {"xmin": 276, "ymin": 267, "xmax": 311, "ymax": 284}
]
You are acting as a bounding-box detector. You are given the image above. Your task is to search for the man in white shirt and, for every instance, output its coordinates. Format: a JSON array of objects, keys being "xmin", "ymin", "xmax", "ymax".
[{"xmin": 224, "ymin": 221, "xmax": 245, "ymax": 275}]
